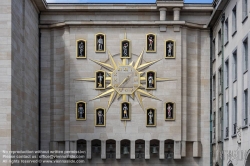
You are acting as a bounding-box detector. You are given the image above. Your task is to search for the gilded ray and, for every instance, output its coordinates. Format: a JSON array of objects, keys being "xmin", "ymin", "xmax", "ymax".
[
  {"xmin": 137, "ymin": 89, "xmax": 161, "ymax": 101},
  {"xmin": 90, "ymin": 59, "xmax": 114, "ymax": 71},
  {"xmin": 134, "ymin": 49, "xmax": 144, "ymax": 69},
  {"xmin": 108, "ymin": 50, "xmax": 117, "ymax": 69},
  {"xmin": 77, "ymin": 48, "xmax": 175, "ymax": 112},
  {"xmin": 75, "ymin": 78, "xmax": 95, "ymax": 81},
  {"xmin": 106, "ymin": 84, "xmax": 112, "ymax": 89},
  {"xmin": 135, "ymin": 91, "xmax": 144, "ymax": 112},
  {"xmin": 90, "ymin": 89, "xmax": 114, "ymax": 101},
  {"xmin": 138, "ymin": 84, "xmax": 146, "ymax": 89},
  {"xmin": 107, "ymin": 91, "xmax": 117, "ymax": 111},
  {"xmin": 137, "ymin": 59, "xmax": 162, "ymax": 71},
  {"xmin": 156, "ymin": 78, "xmax": 176, "ymax": 82}
]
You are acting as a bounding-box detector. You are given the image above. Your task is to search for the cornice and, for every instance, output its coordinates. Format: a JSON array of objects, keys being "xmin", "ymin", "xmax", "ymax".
[{"xmin": 39, "ymin": 20, "xmax": 207, "ymax": 29}]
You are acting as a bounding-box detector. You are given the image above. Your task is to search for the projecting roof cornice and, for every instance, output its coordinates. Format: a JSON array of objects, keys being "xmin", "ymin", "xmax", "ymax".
[{"xmin": 39, "ymin": 20, "xmax": 207, "ymax": 29}]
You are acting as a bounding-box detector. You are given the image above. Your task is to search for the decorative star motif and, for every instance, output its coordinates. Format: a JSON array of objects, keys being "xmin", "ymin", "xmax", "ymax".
[{"xmin": 76, "ymin": 49, "xmax": 175, "ymax": 112}]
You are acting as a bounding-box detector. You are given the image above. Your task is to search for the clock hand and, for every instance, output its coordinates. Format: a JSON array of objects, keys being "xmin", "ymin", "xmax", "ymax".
[
  {"xmin": 118, "ymin": 77, "xmax": 129, "ymax": 87},
  {"xmin": 118, "ymin": 74, "xmax": 132, "ymax": 88}
]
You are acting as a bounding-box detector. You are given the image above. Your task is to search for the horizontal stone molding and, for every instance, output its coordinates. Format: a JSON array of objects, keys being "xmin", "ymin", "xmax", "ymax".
[{"xmin": 39, "ymin": 20, "xmax": 207, "ymax": 29}]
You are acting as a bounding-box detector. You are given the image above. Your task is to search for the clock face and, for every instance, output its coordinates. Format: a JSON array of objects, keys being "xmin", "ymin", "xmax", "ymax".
[{"xmin": 111, "ymin": 65, "xmax": 140, "ymax": 94}]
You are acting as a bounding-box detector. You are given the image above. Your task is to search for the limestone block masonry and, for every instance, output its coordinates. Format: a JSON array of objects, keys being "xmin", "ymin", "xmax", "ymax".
[
  {"xmin": 0, "ymin": 0, "xmax": 39, "ymax": 166},
  {"xmin": 39, "ymin": 2, "xmax": 211, "ymax": 165}
]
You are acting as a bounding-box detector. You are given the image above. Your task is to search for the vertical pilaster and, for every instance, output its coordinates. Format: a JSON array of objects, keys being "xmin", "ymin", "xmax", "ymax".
[
  {"xmin": 130, "ymin": 140, "xmax": 135, "ymax": 159},
  {"xmin": 101, "ymin": 140, "xmax": 106, "ymax": 159},
  {"xmin": 159, "ymin": 140, "xmax": 165, "ymax": 159},
  {"xmin": 145, "ymin": 141, "xmax": 150, "ymax": 159},
  {"xmin": 193, "ymin": 141, "xmax": 202, "ymax": 157},
  {"xmin": 174, "ymin": 141, "xmax": 181, "ymax": 159},
  {"xmin": 181, "ymin": 141, "xmax": 186, "ymax": 157},
  {"xmin": 116, "ymin": 140, "xmax": 121, "ymax": 159},
  {"xmin": 86, "ymin": 140, "xmax": 91, "ymax": 159}
]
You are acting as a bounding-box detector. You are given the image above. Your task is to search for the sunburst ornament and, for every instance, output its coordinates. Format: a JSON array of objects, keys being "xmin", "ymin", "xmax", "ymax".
[{"xmin": 76, "ymin": 49, "xmax": 175, "ymax": 112}]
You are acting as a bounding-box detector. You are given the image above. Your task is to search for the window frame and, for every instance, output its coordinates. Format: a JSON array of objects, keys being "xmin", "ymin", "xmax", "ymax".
[
  {"xmin": 218, "ymin": 29, "xmax": 222, "ymax": 55},
  {"xmin": 232, "ymin": 5, "xmax": 237, "ymax": 36},
  {"xmin": 212, "ymin": 38, "xmax": 216, "ymax": 61},
  {"xmin": 232, "ymin": 49, "xmax": 237, "ymax": 81},
  {"xmin": 243, "ymin": 37, "xmax": 248, "ymax": 72},
  {"xmin": 218, "ymin": 67, "xmax": 222, "ymax": 95},
  {"xmin": 243, "ymin": 89, "xmax": 248, "ymax": 127},
  {"xmin": 225, "ymin": 59, "xmax": 229, "ymax": 88},
  {"xmin": 224, "ymin": 18, "xmax": 229, "ymax": 45},
  {"xmin": 242, "ymin": 0, "xmax": 248, "ymax": 23},
  {"xmin": 213, "ymin": 74, "xmax": 216, "ymax": 99},
  {"xmin": 225, "ymin": 102, "xmax": 229, "ymax": 139},
  {"xmin": 232, "ymin": 97, "xmax": 237, "ymax": 136}
]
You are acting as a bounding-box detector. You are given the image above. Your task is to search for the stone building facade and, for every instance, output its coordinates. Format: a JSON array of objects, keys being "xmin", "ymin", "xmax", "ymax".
[
  {"xmin": 209, "ymin": 0, "xmax": 250, "ymax": 166},
  {"xmin": 0, "ymin": 0, "xmax": 248, "ymax": 166}
]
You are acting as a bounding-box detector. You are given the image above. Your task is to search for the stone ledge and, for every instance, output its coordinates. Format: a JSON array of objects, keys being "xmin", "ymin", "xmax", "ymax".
[{"xmin": 39, "ymin": 20, "xmax": 206, "ymax": 29}]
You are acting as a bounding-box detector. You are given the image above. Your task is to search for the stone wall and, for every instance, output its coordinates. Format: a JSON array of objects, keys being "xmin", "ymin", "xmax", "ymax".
[
  {"xmin": 11, "ymin": 0, "xmax": 39, "ymax": 156},
  {"xmin": 40, "ymin": 23, "xmax": 210, "ymax": 165},
  {"xmin": 0, "ymin": 0, "xmax": 12, "ymax": 165}
]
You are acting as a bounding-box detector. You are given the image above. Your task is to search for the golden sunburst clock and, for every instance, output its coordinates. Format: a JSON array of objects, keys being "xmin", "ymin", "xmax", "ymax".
[{"xmin": 76, "ymin": 49, "xmax": 175, "ymax": 114}]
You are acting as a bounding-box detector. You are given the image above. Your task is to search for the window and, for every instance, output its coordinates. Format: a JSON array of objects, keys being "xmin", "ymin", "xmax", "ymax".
[
  {"xmin": 213, "ymin": 112, "xmax": 216, "ymax": 127},
  {"xmin": 242, "ymin": 0, "xmax": 248, "ymax": 21},
  {"xmin": 213, "ymin": 75, "xmax": 216, "ymax": 98},
  {"xmin": 243, "ymin": 89, "xmax": 248, "ymax": 126},
  {"xmin": 213, "ymin": 112, "xmax": 216, "ymax": 142},
  {"xmin": 232, "ymin": 5, "xmax": 237, "ymax": 35},
  {"xmin": 225, "ymin": 60, "xmax": 229, "ymax": 87},
  {"xmin": 218, "ymin": 68, "xmax": 222, "ymax": 94},
  {"xmin": 224, "ymin": 18, "xmax": 229, "ymax": 44},
  {"xmin": 243, "ymin": 38, "xmax": 248, "ymax": 71},
  {"xmin": 233, "ymin": 50, "xmax": 237, "ymax": 81},
  {"xmin": 233, "ymin": 97, "xmax": 237, "ymax": 135},
  {"xmin": 212, "ymin": 39, "xmax": 216, "ymax": 60},
  {"xmin": 219, "ymin": 108, "xmax": 223, "ymax": 141},
  {"xmin": 225, "ymin": 103, "xmax": 229, "ymax": 138},
  {"xmin": 218, "ymin": 30, "xmax": 222, "ymax": 54}
]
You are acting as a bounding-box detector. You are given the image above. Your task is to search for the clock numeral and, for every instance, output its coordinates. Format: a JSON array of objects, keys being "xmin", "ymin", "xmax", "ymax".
[
  {"xmin": 114, "ymin": 78, "xmax": 117, "ymax": 81},
  {"xmin": 134, "ymin": 85, "xmax": 138, "ymax": 88},
  {"xmin": 134, "ymin": 72, "xmax": 137, "ymax": 76},
  {"xmin": 119, "ymin": 88, "xmax": 123, "ymax": 92},
  {"xmin": 114, "ymin": 84, "xmax": 118, "ymax": 88},
  {"xmin": 114, "ymin": 73, "xmax": 117, "ymax": 76},
  {"xmin": 124, "ymin": 68, "xmax": 128, "ymax": 71}
]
